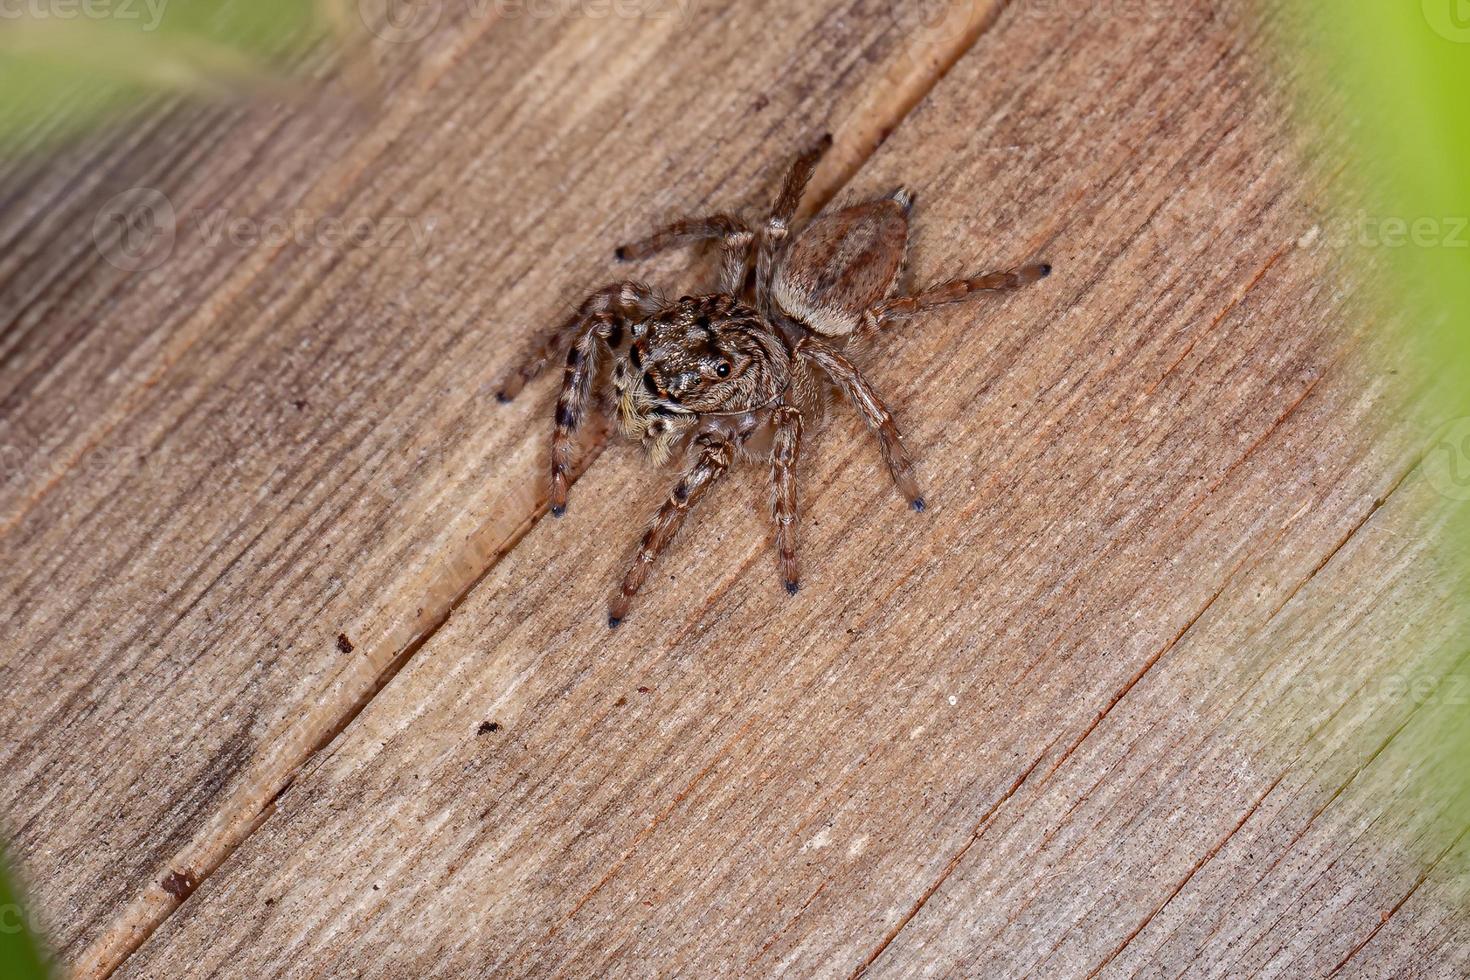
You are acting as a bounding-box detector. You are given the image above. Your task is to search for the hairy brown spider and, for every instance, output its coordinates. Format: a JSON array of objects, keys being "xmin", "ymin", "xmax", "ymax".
[{"xmin": 496, "ymin": 134, "xmax": 1050, "ymax": 627}]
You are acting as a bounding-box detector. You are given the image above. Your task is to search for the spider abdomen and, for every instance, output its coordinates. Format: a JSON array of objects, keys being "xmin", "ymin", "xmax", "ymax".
[{"xmin": 772, "ymin": 195, "xmax": 910, "ymax": 338}]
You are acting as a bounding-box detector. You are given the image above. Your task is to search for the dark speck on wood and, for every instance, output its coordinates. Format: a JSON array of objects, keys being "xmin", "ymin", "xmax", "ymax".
[{"xmin": 161, "ymin": 870, "xmax": 198, "ymax": 901}]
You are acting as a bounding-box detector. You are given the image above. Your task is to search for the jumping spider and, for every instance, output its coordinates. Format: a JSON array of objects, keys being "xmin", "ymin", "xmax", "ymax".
[{"xmin": 496, "ymin": 134, "xmax": 1050, "ymax": 627}]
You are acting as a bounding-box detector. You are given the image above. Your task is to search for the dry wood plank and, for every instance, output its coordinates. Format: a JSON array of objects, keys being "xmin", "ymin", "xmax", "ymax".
[
  {"xmin": 0, "ymin": 2, "xmax": 991, "ymax": 975},
  {"xmin": 865, "ymin": 474, "xmax": 1469, "ymax": 977},
  {"xmin": 106, "ymin": 1, "xmax": 1463, "ymax": 976},
  {"xmin": 1335, "ymin": 832, "xmax": 1470, "ymax": 979},
  {"xmin": 1, "ymin": 45, "xmax": 392, "ymax": 518}
]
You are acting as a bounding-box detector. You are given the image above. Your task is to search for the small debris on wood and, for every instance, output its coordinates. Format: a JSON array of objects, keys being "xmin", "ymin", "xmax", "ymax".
[
  {"xmin": 336, "ymin": 633, "xmax": 354, "ymax": 654},
  {"xmin": 161, "ymin": 869, "xmax": 198, "ymax": 901},
  {"xmin": 477, "ymin": 721, "xmax": 501, "ymax": 735}
]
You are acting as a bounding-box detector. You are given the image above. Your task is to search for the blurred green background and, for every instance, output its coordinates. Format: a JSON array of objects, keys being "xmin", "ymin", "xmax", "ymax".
[
  {"xmin": 0, "ymin": 0, "xmax": 325, "ymax": 147},
  {"xmin": 1284, "ymin": 0, "xmax": 1470, "ymax": 834},
  {"xmin": 1306, "ymin": 1, "xmax": 1470, "ymax": 413},
  {"xmin": 2, "ymin": 851, "xmax": 48, "ymax": 980}
]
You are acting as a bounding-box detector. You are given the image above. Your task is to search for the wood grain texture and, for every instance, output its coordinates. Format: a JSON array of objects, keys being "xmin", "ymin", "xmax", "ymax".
[
  {"xmin": 0, "ymin": 2, "xmax": 1003, "ymax": 975},
  {"xmin": 6, "ymin": 0, "xmax": 1466, "ymax": 976},
  {"xmin": 866, "ymin": 472, "xmax": 1469, "ymax": 978},
  {"xmin": 83, "ymin": 0, "xmax": 1464, "ymax": 977}
]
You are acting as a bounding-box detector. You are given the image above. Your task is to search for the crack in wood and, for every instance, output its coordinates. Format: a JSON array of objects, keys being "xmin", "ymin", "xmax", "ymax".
[
  {"xmin": 849, "ymin": 417, "xmax": 1422, "ymax": 977},
  {"xmin": 850, "ymin": 732, "xmax": 1061, "ymax": 980},
  {"xmin": 1189, "ymin": 648, "xmax": 1470, "ymax": 979},
  {"xmin": 1264, "ymin": 452, "xmax": 1418, "ymax": 624},
  {"xmin": 1327, "ymin": 822, "xmax": 1470, "ymax": 976},
  {"xmin": 1083, "ymin": 772, "xmax": 1287, "ymax": 978}
]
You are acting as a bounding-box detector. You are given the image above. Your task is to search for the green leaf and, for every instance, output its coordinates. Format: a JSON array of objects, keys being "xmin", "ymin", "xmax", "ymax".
[
  {"xmin": 0, "ymin": 850, "xmax": 49, "ymax": 980},
  {"xmin": 1282, "ymin": 0, "xmax": 1470, "ymax": 851},
  {"xmin": 0, "ymin": 0, "xmax": 328, "ymax": 148}
]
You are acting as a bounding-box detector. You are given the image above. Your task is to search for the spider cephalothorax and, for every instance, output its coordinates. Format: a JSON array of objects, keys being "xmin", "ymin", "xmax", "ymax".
[
  {"xmin": 612, "ymin": 294, "xmax": 791, "ymax": 463},
  {"xmin": 497, "ymin": 134, "xmax": 1050, "ymax": 626}
]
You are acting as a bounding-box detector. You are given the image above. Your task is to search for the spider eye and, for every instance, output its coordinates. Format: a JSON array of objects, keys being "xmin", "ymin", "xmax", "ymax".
[{"xmin": 715, "ymin": 361, "xmax": 731, "ymax": 378}]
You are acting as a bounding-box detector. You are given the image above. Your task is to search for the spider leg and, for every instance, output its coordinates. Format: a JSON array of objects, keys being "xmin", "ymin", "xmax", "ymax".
[
  {"xmin": 770, "ymin": 405, "xmax": 804, "ymax": 594},
  {"xmin": 614, "ymin": 213, "xmax": 756, "ymax": 295},
  {"xmin": 715, "ymin": 227, "xmax": 757, "ymax": 294},
  {"xmin": 798, "ymin": 337, "xmax": 924, "ymax": 511},
  {"xmin": 542, "ymin": 282, "xmax": 660, "ymax": 515},
  {"xmin": 756, "ymin": 134, "xmax": 833, "ymax": 319},
  {"xmin": 771, "ymin": 133, "xmax": 833, "ymax": 224},
  {"xmin": 495, "ymin": 280, "xmax": 659, "ymax": 403},
  {"xmin": 861, "ymin": 262, "xmax": 1052, "ymax": 335},
  {"xmin": 614, "ymin": 212, "xmax": 752, "ymax": 260},
  {"xmin": 609, "ymin": 434, "xmax": 734, "ymax": 627},
  {"xmin": 615, "ymin": 135, "xmax": 835, "ymax": 308}
]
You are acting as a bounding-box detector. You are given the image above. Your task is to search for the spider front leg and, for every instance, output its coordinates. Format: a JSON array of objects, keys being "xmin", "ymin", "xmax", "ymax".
[
  {"xmin": 797, "ymin": 338, "xmax": 925, "ymax": 512},
  {"xmin": 614, "ymin": 213, "xmax": 748, "ymax": 260},
  {"xmin": 755, "ymin": 133, "xmax": 833, "ymax": 319},
  {"xmin": 542, "ymin": 282, "xmax": 660, "ymax": 515},
  {"xmin": 770, "ymin": 405, "xmax": 804, "ymax": 595},
  {"xmin": 609, "ymin": 434, "xmax": 734, "ymax": 628},
  {"xmin": 496, "ymin": 280, "xmax": 660, "ymax": 403},
  {"xmin": 714, "ymin": 227, "xmax": 757, "ymax": 294},
  {"xmin": 614, "ymin": 213, "xmax": 756, "ymax": 294}
]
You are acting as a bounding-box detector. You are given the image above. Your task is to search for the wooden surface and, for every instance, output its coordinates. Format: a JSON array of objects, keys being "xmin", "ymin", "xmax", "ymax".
[{"xmin": 2, "ymin": 0, "xmax": 1465, "ymax": 977}]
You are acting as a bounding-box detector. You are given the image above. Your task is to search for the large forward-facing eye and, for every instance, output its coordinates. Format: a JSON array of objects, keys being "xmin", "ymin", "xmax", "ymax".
[{"xmin": 715, "ymin": 361, "xmax": 732, "ymax": 378}]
